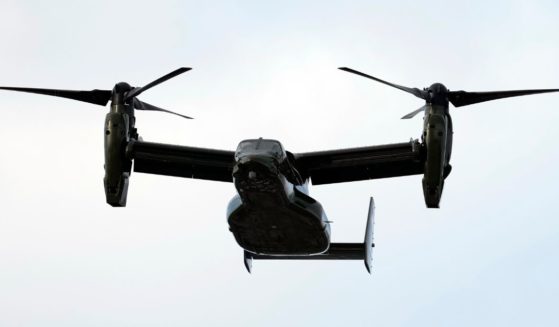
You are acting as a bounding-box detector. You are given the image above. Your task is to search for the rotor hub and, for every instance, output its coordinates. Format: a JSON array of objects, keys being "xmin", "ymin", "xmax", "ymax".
[
  {"xmin": 110, "ymin": 82, "xmax": 133, "ymax": 106},
  {"xmin": 426, "ymin": 83, "xmax": 449, "ymax": 105}
]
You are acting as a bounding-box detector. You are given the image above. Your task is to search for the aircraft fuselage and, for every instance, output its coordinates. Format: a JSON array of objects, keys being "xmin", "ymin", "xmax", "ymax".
[{"xmin": 227, "ymin": 139, "xmax": 331, "ymax": 256}]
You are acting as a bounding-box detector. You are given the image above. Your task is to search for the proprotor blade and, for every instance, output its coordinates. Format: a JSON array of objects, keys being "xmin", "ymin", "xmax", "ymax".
[
  {"xmin": 0, "ymin": 87, "xmax": 112, "ymax": 106},
  {"xmin": 449, "ymin": 89, "xmax": 559, "ymax": 107},
  {"xmin": 133, "ymin": 98, "xmax": 193, "ymax": 119},
  {"xmin": 338, "ymin": 67, "xmax": 427, "ymax": 100},
  {"xmin": 125, "ymin": 67, "xmax": 192, "ymax": 101},
  {"xmin": 401, "ymin": 105, "xmax": 427, "ymax": 119}
]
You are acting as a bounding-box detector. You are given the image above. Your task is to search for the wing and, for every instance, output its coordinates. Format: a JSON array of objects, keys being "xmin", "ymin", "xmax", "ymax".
[
  {"xmin": 294, "ymin": 140, "xmax": 424, "ymax": 185},
  {"xmin": 127, "ymin": 140, "xmax": 236, "ymax": 182}
]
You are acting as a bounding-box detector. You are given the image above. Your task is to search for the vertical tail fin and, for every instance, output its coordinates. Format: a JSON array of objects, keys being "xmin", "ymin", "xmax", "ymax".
[{"xmin": 364, "ymin": 197, "xmax": 375, "ymax": 273}]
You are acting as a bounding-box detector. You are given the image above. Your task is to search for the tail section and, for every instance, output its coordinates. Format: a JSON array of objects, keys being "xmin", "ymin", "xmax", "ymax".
[{"xmin": 244, "ymin": 197, "xmax": 376, "ymax": 274}]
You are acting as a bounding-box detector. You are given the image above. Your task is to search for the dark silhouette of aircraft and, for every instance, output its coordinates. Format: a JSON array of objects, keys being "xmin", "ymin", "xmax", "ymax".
[{"xmin": 2, "ymin": 67, "xmax": 558, "ymax": 273}]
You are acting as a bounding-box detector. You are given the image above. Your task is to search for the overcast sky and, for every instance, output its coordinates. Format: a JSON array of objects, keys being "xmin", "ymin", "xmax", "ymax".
[{"xmin": 1, "ymin": 1, "xmax": 559, "ymax": 326}]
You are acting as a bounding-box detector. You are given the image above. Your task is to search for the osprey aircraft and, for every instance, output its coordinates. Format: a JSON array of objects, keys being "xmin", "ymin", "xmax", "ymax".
[{"xmin": 2, "ymin": 67, "xmax": 558, "ymax": 273}]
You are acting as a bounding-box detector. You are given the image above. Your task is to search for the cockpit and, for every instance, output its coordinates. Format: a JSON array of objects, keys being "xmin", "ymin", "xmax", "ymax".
[{"xmin": 235, "ymin": 138, "xmax": 286, "ymax": 162}]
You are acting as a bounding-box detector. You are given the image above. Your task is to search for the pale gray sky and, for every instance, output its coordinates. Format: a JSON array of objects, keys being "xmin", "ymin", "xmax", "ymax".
[{"xmin": 1, "ymin": 1, "xmax": 559, "ymax": 326}]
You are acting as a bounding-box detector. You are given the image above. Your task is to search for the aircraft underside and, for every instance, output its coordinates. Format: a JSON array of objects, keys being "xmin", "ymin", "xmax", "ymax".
[
  {"xmin": 227, "ymin": 155, "xmax": 330, "ymax": 256},
  {"xmin": 226, "ymin": 139, "xmax": 375, "ymax": 272}
]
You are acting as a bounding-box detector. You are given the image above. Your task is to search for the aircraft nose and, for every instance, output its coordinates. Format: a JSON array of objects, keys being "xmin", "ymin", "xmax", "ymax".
[{"xmin": 233, "ymin": 155, "xmax": 280, "ymax": 194}]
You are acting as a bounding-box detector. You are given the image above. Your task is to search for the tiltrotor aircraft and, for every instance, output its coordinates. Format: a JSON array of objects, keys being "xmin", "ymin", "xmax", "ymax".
[{"xmin": 2, "ymin": 67, "xmax": 558, "ymax": 273}]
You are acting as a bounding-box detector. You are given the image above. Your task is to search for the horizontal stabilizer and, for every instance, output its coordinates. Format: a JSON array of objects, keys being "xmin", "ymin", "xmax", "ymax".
[{"xmin": 244, "ymin": 197, "xmax": 376, "ymax": 273}]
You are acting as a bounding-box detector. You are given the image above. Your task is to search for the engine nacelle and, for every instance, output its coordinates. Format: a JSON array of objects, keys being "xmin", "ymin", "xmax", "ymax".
[
  {"xmin": 103, "ymin": 103, "xmax": 134, "ymax": 207},
  {"xmin": 421, "ymin": 111, "xmax": 448, "ymax": 208}
]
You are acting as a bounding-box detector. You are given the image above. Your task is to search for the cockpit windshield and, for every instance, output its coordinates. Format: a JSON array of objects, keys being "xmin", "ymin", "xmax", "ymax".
[{"xmin": 235, "ymin": 139, "xmax": 286, "ymax": 161}]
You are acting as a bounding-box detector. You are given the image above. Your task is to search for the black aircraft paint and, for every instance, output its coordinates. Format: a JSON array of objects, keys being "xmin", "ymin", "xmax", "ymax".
[
  {"xmin": 226, "ymin": 138, "xmax": 375, "ymax": 272},
  {"xmin": 338, "ymin": 67, "xmax": 559, "ymax": 207},
  {"xmin": 228, "ymin": 139, "xmax": 330, "ymax": 256},
  {"xmin": 1, "ymin": 67, "xmax": 558, "ymax": 273}
]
